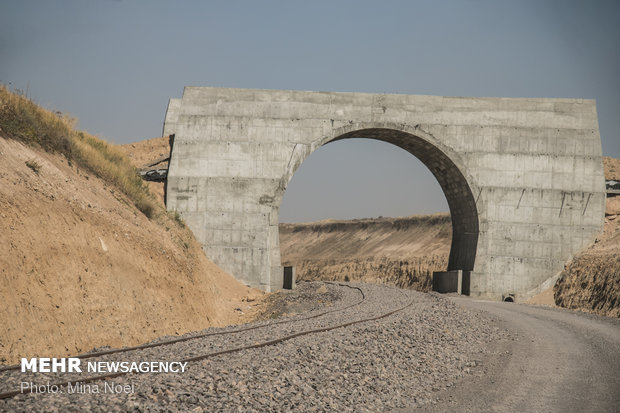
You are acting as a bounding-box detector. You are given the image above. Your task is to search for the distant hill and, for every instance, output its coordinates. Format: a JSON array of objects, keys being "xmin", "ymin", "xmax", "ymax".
[{"xmin": 279, "ymin": 214, "xmax": 451, "ymax": 291}]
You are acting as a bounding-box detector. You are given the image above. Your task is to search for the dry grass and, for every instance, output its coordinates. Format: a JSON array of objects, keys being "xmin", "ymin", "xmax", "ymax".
[
  {"xmin": 0, "ymin": 84, "xmax": 156, "ymax": 218},
  {"xmin": 25, "ymin": 159, "xmax": 42, "ymax": 174},
  {"xmin": 554, "ymin": 253, "xmax": 620, "ymax": 318},
  {"xmin": 603, "ymin": 156, "xmax": 620, "ymax": 180},
  {"xmin": 0, "ymin": 85, "xmax": 73, "ymax": 154},
  {"xmin": 169, "ymin": 210, "xmax": 186, "ymax": 228},
  {"xmin": 71, "ymin": 132, "xmax": 156, "ymax": 217},
  {"xmin": 292, "ymin": 256, "xmax": 446, "ymax": 292}
]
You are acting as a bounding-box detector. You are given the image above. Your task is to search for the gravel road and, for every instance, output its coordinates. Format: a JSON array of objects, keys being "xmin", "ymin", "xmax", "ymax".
[
  {"xmin": 417, "ymin": 297, "xmax": 620, "ymax": 413},
  {"xmin": 1, "ymin": 282, "xmax": 617, "ymax": 412}
]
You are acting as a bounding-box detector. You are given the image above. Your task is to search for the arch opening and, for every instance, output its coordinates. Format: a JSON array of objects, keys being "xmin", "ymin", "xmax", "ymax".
[
  {"xmin": 280, "ymin": 138, "xmax": 447, "ymax": 222},
  {"xmin": 277, "ymin": 127, "xmax": 479, "ymax": 277}
]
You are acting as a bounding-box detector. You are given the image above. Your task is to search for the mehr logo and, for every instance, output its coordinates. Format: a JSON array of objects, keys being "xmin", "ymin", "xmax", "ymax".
[{"xmin": 21, "ymin": 358, "xmax": 82, "ymax": 373}]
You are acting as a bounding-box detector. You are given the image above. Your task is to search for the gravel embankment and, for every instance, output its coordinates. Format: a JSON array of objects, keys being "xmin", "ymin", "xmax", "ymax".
[{"xmin": 0, "ymin": 282, "xmax": 511, "ymax": 412}]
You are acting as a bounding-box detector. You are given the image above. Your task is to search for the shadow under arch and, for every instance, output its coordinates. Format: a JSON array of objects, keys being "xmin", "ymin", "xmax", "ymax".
[{"xmin": 279, "ymin": 124, "xmax": 480, "ymax": 272}]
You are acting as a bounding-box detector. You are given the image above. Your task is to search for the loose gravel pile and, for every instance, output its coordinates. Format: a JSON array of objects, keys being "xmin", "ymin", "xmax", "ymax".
[{"xmin": 0, "ymin": 282, "xmax": 511, "ymax": 412}]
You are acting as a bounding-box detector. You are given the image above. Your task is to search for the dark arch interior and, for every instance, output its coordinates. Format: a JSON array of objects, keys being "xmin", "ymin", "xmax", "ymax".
[{"xmin": 329, "ymin": 128, "xmax": 479, "ymax": 272}]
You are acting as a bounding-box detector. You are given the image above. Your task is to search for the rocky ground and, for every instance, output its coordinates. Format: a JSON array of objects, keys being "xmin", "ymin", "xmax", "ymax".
[
  {"xmin": 603, "ymin": 156, "xmax": 620, "ymax": 180},
  {"xmin": 554, "ymin": 195, "xmax": 620, "ymax": 317},
  {"xmin": 552, "ymin": 156, "xmax": 620, "ymax": 318},
  {"xmin": 0, "ymin": 282, "xmax": 513, "ymax": 412},
  {"xmin": 417, "ymin": 297, "xmax": 620, "ymax": 413}
]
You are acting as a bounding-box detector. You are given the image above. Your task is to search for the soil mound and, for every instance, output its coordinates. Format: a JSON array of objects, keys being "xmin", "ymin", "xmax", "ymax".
[
  {"xmin": 0, "ymin": 135, "xmax": 260, "ymax": 364},
  {"xmin": 119, "ymin": 136, "xmax": 170, "ymax": 205},
  {"xmin": 603, "ymin": 156, "xmax": 620, "ymax": 180},
  {"xmin": 553, "ymin": 171, "xmax": 620, "ymax": 317},
  {"xmin": 279, "ymin": 215, "xmax": 451, "ymax": 291}
]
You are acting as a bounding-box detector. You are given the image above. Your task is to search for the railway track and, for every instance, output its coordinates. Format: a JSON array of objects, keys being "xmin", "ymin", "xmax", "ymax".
[
  {"xmin": 0, "ymin": 281, "xmax": 365, "ymax": 374},
  {"xmin": 0, "ymin": 282, "xmax": 412, "ymax": 401}
]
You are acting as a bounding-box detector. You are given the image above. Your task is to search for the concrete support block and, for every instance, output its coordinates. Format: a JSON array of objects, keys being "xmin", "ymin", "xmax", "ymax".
[
  {"xmin": 432, "ymin": 270, "xmax": 470, "ymax": 295},
  {"xmin": 283, "ymin": 266, "xmax": 295, "ymax": 290}
]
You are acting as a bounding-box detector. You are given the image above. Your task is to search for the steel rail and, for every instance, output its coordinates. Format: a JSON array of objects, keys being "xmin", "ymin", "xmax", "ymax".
[
  {"xmin": 0, "ymin": 282, "xmax": 364, "ymax": 373},
  {"xmin": 0, "ymin": 285, "xmax": 412, "ymax": 401}
]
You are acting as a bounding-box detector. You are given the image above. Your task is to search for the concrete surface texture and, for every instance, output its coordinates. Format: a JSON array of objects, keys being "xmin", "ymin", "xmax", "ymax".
[{"xmin": 163, "ymin": 87, "xmax": 605, "ymax": 299}]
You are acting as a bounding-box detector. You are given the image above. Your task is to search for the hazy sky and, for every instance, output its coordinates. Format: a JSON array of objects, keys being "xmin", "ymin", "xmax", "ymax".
[{"xmin": 2, "ymin": 0, "xmax": 618, "ymax": 222}]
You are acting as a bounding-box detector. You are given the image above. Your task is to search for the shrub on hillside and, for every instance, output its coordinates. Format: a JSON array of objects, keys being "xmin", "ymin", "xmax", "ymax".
[
  {"xmin": 0, "ymin": 85, "xmax": 73, "ymax": 155},
  {"xmin": 25, "ymin": 159, "xmax": 42, "ymax": 174},
  {"xmin": 0, "ymin": 84, "xmax": 156, "ymax": 218}
]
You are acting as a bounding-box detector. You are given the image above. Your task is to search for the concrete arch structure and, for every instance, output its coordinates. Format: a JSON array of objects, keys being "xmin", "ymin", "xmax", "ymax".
[{"xmin": 163, "ymin": 87, "xmax": 605, "ymax": 301}]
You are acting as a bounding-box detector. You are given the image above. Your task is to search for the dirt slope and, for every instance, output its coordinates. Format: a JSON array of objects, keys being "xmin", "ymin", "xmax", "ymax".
[
  {"xmin": 553, "ymin": 157, "xmax": 620, "ymax": 317},
  {"xmin": 280, "ymin": 214, "xmax": 451, "ymax": 261},
  {"xmin": 119, "ymin": 136, "xmax": 170, "ymax": 205},
  {"xmin": 603, "ymin": 156, "xmax": 620, "ymax": 180},
  {"xmin": 0, "ymin": 136, "xmax": 260, "ymax": 364},
  {"xmin": 279, "ymin": 215, "xmax": 451, "ymax": 291}
]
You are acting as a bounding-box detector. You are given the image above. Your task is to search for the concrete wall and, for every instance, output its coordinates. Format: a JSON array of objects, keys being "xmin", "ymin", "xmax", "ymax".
[{"xmin": 164, "ymin": 87, "xmax": 605, "ymax": 300}]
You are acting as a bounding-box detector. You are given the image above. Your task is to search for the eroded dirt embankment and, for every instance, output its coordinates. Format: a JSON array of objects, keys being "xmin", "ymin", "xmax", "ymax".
[
  {"xmin": 553, "ymin": 156, "xmax": 620, "ymax": 318},
  {"xmin": 279, "ymin": 215, "xmax": 451, "ymax": 291},
  {"xmin": 0, "ymin": 136, "xmax": 261, "ymax": 364},
  {"xmin": 119, "ymin": 135, "xmax": 170, "ymax": 205}
]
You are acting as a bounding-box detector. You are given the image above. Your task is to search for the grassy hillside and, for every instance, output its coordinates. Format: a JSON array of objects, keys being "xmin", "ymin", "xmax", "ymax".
[
  {"xmin": 0, "ymin": 86, "xmax": 259, "ymax": 363},
  {"xmin": 0, "ymin": 85, "xmax": 156, "ymax": 217}
]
